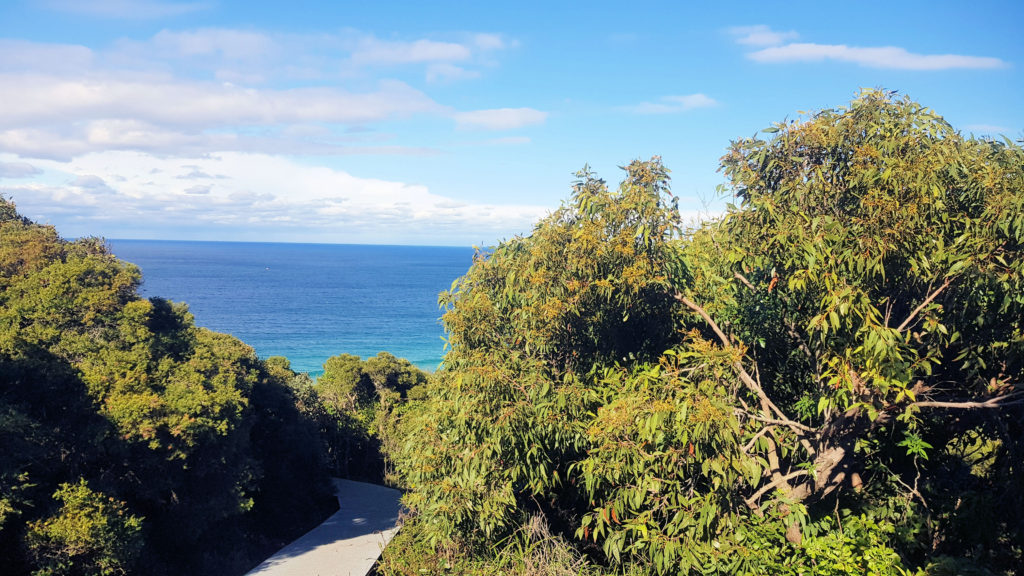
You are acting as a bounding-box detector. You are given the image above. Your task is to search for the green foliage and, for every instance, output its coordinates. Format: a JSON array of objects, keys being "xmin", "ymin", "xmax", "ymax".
[
  {"xmin": 0, "ymin": 196, "xmax": 338, "ymax": 574},
  {"xmin": 25, "ymin": 479, "xmax": 143, "ymax": 576},
  {"xmin": 377, "ymin": 514, "xmax": 607, "ymax": 576},
  {"xmin": 319, "ymin": 353, "xmax": 376, "ymax": 412},
  {"xmin": 391, "ymin": 92, "xmax": 1023, "ymax": 575},
  {"xmin": 397, "ymin": 158, "xmax": 682, "ymax": 548},
  {"xmin": 317, "ymin": 351, "xmax": 431, "ymax": 483},
  {"xmin": 715, "ymin": 89, "xmax": 1022, "ymax": 426}
]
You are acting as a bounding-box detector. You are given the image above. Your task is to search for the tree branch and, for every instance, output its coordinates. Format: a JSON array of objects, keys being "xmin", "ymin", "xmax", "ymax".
[
  {"xmin": 676, "ymin": 293, "xmax": 808, "ymax": 438},
  {"xmin": 735, "ymin": 408, "xmax": 818, "ymax": 434},
  {"xmin": 742, "ymin": 425, "xmax": 776, "ymax": 453},
  {"xmin": 897, "ymin": 278, "xmax": 951, "ymax": 332},
  {"xmin": 676, "ymin": 293, "xmax": 733, "ymax": 347},
  {"xmin": 734, "ymin": 272, "xmax": 757, "ymax": 292},
  {"xmin": 910, "ymin": 391, "xmax": 1024, "ymax": 410},
  {"xmin": 745, "ymin": 469, "xmax": 810, "ymax": 510}
]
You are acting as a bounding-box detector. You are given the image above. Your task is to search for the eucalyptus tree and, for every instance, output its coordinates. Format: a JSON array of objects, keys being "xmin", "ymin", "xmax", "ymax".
[{"xmin": 391, "ymin": 91, "xmax": 1023, "ymax": 575}]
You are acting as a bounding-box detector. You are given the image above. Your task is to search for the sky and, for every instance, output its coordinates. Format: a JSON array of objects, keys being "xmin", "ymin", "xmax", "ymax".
[{"xmin": 0, "ymin": 0, "xmax": 1020, "ymax": 246}]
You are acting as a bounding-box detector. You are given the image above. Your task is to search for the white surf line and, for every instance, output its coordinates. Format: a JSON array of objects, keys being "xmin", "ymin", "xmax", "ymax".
[{"xmin": 246, "ymin": 478, "xmax": 402, "ymax": 576}]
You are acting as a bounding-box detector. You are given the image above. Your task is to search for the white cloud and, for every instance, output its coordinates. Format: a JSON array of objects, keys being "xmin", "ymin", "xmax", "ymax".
[
  {"xmin": 964, "ymin": 124, "xmax": 1014, "ymax": 134},
  {"xmin": 0, "ymin": 73, "xmax": 442, "ymax": 158},
  {"xmin": 0, "ymin": 123, "xmax": 439, "ymax": 161},
  {"xmin": 0, "ymin": 39, "xmax": 95, "ymax": 73},
  {"xmin": 4, "ymin": 28, "xmax": 511, "ymax": 85},
  {"xmin": 728, "ymin": 25, "xmax": 798, "ymax": 47},
  {"xmin": 0, "ymin": 28, "xmax": 529, "ymax": 158},
  {"xmin": 473, "ymin": 33, "xmax": 507, "ymax": 51},
  {"xmin": 3, "ymin": 151, "xmax": 547, "ymax": 243},
  {"xmin": 454, "ymin": 108, "xmax": 548, "ymax": 130},
  {"xmin": 626, "ymin": 93, "xmax": 718, "ymax": 114},
  {"xmin": 350, "ymin": 37, "xmax": 472, "ymax": 66},
  {"xmin": 0, "ymin": 161, "xmax": 42, "ymax": 178},
  {"xmin": 0, "ymin": 75, "xmax": 438, "ymax": 128},
  {"xmin": 749, "ymin": 43, "xmax": 1007, "ymax": 70},
  {"xmin": 485, "ymin": 136, "xmax": 531, "ymax": 145},
  {"xmin": 426, "ymin": 63, "xmax": 480, "ymax": 83},
  {"xmin": 150, "ymin": 28, "xmax": 277, "ymax": 60},
  {"xmin": 0, "ymin": 27, "xmax": 541, "ymax": 243},
  {"xmin": 40, "ymin": 0, "xmax": 210, "ymax": 19},
  {"xmin": 70, "ymin": 174, "xmax": 114, "ymax": 191}
]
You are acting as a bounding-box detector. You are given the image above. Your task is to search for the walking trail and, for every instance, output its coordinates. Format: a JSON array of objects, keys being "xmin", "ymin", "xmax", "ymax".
[{"xmin": 246, "ymin": 478, "xmax": 402, "ymax": 576}]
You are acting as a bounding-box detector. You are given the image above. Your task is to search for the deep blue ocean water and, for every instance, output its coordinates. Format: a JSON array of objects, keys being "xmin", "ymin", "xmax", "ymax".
[{"xmin": 108, "ymin": 240, "xmax": 474, "ymax": 375}]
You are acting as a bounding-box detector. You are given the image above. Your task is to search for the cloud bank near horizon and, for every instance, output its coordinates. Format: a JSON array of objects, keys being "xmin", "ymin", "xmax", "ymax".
[{"xmin": 2, "ymin": 151, "xmax": 549, "ymax": 245}]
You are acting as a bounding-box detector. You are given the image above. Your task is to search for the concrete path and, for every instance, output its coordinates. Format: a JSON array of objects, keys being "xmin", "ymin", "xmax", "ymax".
[{"xmin": 246, "ymin": 478, "xmax": 402, "ymax": 576}]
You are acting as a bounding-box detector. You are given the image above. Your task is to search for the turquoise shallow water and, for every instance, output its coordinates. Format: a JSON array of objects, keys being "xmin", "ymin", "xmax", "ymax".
[{"xmin": 108, "ymin": 240, "xmax": 475, "ymax": 374}]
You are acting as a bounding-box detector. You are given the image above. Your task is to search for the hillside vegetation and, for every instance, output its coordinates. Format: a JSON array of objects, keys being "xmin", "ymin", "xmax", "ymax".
[
  {"xmin": 380, "ymin": 91, "xmax": 1024, "ymax": 575},
  {"xmin": 1, "ymin": 89, "xmax": 1020, "ymax": 575},
  {"xmin": 0, "ymin": 198, "xmax": 429, "ymax": 574}
]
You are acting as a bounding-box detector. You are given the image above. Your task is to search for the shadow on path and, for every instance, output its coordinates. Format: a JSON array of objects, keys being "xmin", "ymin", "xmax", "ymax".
[{"xmin": 246, "ymin": 478, "xmax": 402, "ymax": 576}]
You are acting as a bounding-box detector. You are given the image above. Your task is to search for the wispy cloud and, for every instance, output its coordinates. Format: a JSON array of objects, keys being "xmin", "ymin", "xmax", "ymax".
[
  {"xmin": 39, "ymin": 0, "xmax": 210, "ymax": 19},
  {"xmin": 963, "ymin": 124, "xmax": 1014, "ymax": 135},
  {"xmin": 749, "ymin": 43, "xmax": 1007, "ymax": 70},
  {"xmin": 472, "ymin": 33, "xmax": 507, "ymax": 51},
  {"xmin": 339, "ymin": 31, "xmax": 513, "ymax": 80},
  {"xmin": 426, "ymin": 63, "xmax": 480, "ymax": 83},
  {"xmin": 0, "ymin": 160, "xmax": 42, "ymax": 178},
  {"xmin": 5, "ymin": 29, "xmax": 513, "ymax": 85},
  {"xmin": 626, "ymin": 93, "xmax": 718, "ymax": 114},
  {"xmin": 149, "ymin": 28, "xmax": 277, "ymax": 61},
  {"xmin": 454, "ymin": 108, "xmax": 548, "ymax": 130},
  {"xmin": 0, "ymin": 39, "xmax": 94, "ymax": 73},
  {"xmin": 728, "ymin": 25, "xmax": 797, "ymax": 47},
  {"xmin": 485, "ymin": 136, "xmax": 531, "ymax": 145},
  {"xmin": 730, "ymin": 24, "xmax": 1008, "ymax": 71},
  {"xmin": 349, "ymin": 37, "xmax": 472, "ymax": 66},
  {"xmin": 0, "ymin": 76, "xmax": 437, "ymax": 128}
]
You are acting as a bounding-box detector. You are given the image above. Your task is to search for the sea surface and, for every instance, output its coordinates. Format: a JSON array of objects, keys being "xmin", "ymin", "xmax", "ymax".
[{"xmin": 108, "ymin": 240, "xmax": 475, "ymax": 375}]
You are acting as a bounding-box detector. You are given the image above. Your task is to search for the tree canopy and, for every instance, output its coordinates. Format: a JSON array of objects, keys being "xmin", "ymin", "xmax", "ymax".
[
  {"xmin": 0, "ymin": 199, "xmax": 339, "ymax": 575},
  {"xmin": 385, "ymin": 91, "xmax": 1023, "ymax": 575}
]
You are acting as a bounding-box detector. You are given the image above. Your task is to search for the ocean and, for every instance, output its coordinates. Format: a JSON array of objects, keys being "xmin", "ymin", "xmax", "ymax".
[{"xmin": 107, "ymin": 240, "xmax": 475, "ymax": 375}]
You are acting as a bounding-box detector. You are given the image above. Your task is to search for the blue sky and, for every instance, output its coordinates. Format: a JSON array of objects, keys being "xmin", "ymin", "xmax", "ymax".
[{"xmin": 0, "ymin": 0, "xmax": 1020, "ymax": 246}]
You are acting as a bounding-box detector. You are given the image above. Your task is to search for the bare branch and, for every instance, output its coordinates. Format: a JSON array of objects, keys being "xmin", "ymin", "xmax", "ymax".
[
  {"xmin": 910, "ymin": 391, "xmax": 1024, "ymax": 410},
  {"xmin": 735, "ymin": 408, "xmax": 818, "ymax": 434},
  {"xmin": 742, "ymin": 425, "xmax": 776, "ymax": 453},
  {"xmin": 734, "ymin": 271, "xmax": 757, "ymax": 292},
  {"xmin": 676, "ymin": 293, "xmax": 733, "ymax": 347},
  {"xmin": 745, "ymin": 469, "xmax": 810, "ymax": 510},
  {"xmin": 676, "ymin": 292, "xmax": 814, "ymax": 444},
  {"xmin": 897, "ymin": 278, "xmax": 951, "ymax": 332}
]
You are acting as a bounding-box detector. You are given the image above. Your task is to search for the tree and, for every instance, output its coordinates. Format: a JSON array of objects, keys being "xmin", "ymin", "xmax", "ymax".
[
  {"xmin": 389, "ymin": 92, "xmax": 1023, "ymax": 575},
  {"xmin": 319, "ymin": 354, "xmax": 376, "ymax": 413},
  {"xmin": 397, "ymin": 158, "xmax": 683, "ymax": 545},
  {"xmin": 673, "ymin": 88, "xmax": 1023, "ymax": 568},
  {"xmin": 0, "ymin": 196, "xmax": 338, "ymax": 574},
  {"xmin": 317, "ymin": 352, "xmax": 431, "ymax": 482}
]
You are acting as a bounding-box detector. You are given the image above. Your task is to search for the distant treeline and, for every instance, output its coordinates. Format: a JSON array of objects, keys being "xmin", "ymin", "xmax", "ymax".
[{"xmin": 0, "ymin": 198, "xmax": 426, "ymax": 575}]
